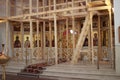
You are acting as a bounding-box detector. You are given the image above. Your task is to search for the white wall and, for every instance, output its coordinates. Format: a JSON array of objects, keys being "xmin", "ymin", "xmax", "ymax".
[
  {"xmin": 0, "ymin": 0, "xmax": 6, "ymax": 17},
  {"xmin": 0, "ymin": 22, "xmax": 13, "ymax": 57},
  {"xmin": 114, "ymin": 0, "xmax": 120, "ymax": 74},
  {"xmin": 0, "ymin": 23, "xmax": 6, "ymax": 51}
]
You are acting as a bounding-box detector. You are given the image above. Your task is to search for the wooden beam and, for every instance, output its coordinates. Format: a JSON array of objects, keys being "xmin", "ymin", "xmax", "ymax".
[
  {"xmin": 88, "ymin": 1, "xmax": 106, "ymax": 7},
  {"xmin": 108, "ymin": 9, "xmax": 114, "ymax": 69},
  {"xmin": 7, "ymin": 12, "xmax": 88, "ymax": 22},
  {"xmin": 97, "ymin": 15, "xmax": 101, "ymax": 69},
  {"xmin": 71, "ymin": 14, "xmax": 91, "ymax": 64},
  {"xmin": 20, "ymin": 22, "xmax": 24, "ymax": 61},
  {"xmin": 72, "ymin": 0, "xmax": 75, "ymax": 49},
  {"xmin": 42, "ymin": 0, "xmax": 45, "ymax": 60},
  {"xmin": 42, "ymin": 21, "xmax": 45, "ymax": 60},
  {"xmin": 36, "ymin": 21, "xmax": 40, "ymax": 58},
  {"xmin": 29, "ymin": 0, "xmax": 33, "ymax": 63},
  {"xmin": 66, "ymin": 18, "xmax": 69, "ymax": 61},
  {"xmin": 31, "ymin": 16, "xmax": 51, "ymax": 22},
  {"xmin": 88, "ymin": 6, "xmax": 111, "ymax": 11},
  {"xmin": 49, "ymin": 0, "xmax": 51, "ymax": 41},
  {"xmin": 29, "ymin": 19, "xmax": 33, "ymax": 63},
  {"xmin": 54, "ymin": 0, "xmax": 58, "ymax": 64},
  {"xmin": 5, "ymin": 0, "xmax": 9, "ymax": 55},
  {"xmin": 90, "ymin": 12, "xmax": 94, "ymax": 64},
  {"xmin": 36, "ymin": 0, "xmax": 39, "ymax": 51},
  {"xmin": 8, "ymin": 6, "xmax": 86, "ymax": 19}
]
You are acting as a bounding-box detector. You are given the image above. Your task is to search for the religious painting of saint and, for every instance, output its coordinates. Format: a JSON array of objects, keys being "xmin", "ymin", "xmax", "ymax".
[
  {"xmin": 24, "ymin": 37, "xmax": 30, "ymax": 48},
  {"xmin": 14, "ymin": 36, "xmax": 21, "ymax": 48}
]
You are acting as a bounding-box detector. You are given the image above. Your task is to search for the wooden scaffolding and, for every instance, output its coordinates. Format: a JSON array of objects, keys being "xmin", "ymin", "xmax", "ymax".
[{"xmin": 0, "ymin": 0, "xmax": 114, "ymax": 68}]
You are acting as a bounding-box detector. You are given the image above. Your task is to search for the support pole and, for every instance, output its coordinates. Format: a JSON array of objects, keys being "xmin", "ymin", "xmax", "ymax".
[
  {"xmin": 88, "ymin": 21, "xmax": 91, "ymax": 63},
  {"xmin": 49, "ymin": 0, "xmax": 52, "ymax": 48},
  {"xmin": 72, "ymin": 17, "xmax": 75, "ymax": 48},
  {"xmin": 37, "ymin": 0, "xmax": 39, "ymax": 47},
  {"xmin": 36, "ymin": 26, "xmax": 39, "ymax": 48},
  {"xmin": 97, "ymin": 15, "xmax": 101, "ymax": 69},
  {"xmin": 20, "ymin": 0, "xmax": 24, "ymax": 61},
  {"xmin": 60, "ymin": 22, "xmax": 62, "ymax": 59},
  {"xmin": 29, "ymin": 19, "xmax": 33, "ymax": 64},
  {"xmin": 36, "ymin": 21, "xmax": 39, "ymax": 58},
  {"xmin": 90, "ymin": 12, "xmax": 94, "ymax": 64},
  {"xmin": 36, "ymin": 22, "xmax": 39, "ymax": 45},
  {"xmin": 36, "ymin": 0, "xmax": 40, "ymax": 59},
  {"xmin": 5, "ymin": 21, "xmax": 9, "ymax": 55},
  {"xmin": 54, "ymin": 14, "xmax": 58, "ymax": 64},
  {"xmin": 54, "ymin": 0, "xmax": 58, "ymax": 64},
  {"xmin": 72, "ymin": 0, "xmax": 75, "ymax": 49},
  {"xmin": 72, "ymin": 0, "xmax": 76, "ymax": 63},
  {"xmin": 108, "ymin": 9, "xmax": 114, "ymax": 69},
  {"xmin": 48, "ymin": 0, "xmax": 52, "ymax": 63},
  {"xmin": 43, "ymin": 21, "xmax": 45, "ymax": 60},
  {"xmin": 29, "ymin": 0, "xmax": 33, "ymax": 63},
  {"xmin": 49, "ymin": 23, "xmax": 52, "ymax": 47},
  {"xmin": 66, "ymin": 18, "xmax": 69, "ymax": 61},
  {"xmin": 5, "ymin": 0, "xmax": 9, "ymax": 56},
  {"xmin": 20, "ymin": 22, "xmax": 24, "ymax": 61},
  {"xmin": 42, "ymin": 0, "xmax": 45, "ymax": 60}
]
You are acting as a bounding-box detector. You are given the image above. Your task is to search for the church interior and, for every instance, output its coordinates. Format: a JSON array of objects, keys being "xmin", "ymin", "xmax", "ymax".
[{"xmin": 1, "ymin": 0, "xmax": 120, "ymax": 80}]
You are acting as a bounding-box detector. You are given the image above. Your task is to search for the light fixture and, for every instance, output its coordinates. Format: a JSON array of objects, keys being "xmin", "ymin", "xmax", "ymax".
[
  {"xmin": 70, "ymin": 30, "xmax": 74, "ymax": 34},
  {"xmin": 70, "ymin": 30, "xmax": 77, "ymax": 34}
]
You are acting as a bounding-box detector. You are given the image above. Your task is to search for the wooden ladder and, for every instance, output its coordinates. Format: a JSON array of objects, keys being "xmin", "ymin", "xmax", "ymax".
[{"xmin": 71, "ymin": 13, "xmax": 91, "ymax": 64}]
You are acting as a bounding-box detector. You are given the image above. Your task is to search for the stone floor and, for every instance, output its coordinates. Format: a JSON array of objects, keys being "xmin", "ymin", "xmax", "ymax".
[
  {"xmin": 0, "ymin": 74, "xmax": 56, "ymax": 80},
  {"xmin": 0, "ymin": 61, "xmax": 120, "ymax": 80},
  {"xmin": 0, "ymin": 74, "xmax": 94, "ymax": 80}
]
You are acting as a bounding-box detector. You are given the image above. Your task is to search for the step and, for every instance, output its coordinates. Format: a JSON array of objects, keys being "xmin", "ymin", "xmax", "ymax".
[
  {"xmin": 41, "ymin": 72, "xmax": 120, "ymax": 80},
  {"xmin": 40, "ymin": 64, "xmax": 120, "ymax": 80},
  {"xmin": 41, "ymin": 71, "xmax": 120, "ymax": 80},
  {"xmin": 0, "ymin": 61, "xmax": 26, "ymax": 73}
]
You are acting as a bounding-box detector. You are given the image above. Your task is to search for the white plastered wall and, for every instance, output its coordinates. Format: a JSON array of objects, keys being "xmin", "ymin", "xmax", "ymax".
[
  {"xmin": 114, "ymin": 0, "xmax": 120, "ymax": 74},
  {"xmin": 0, "ymin": 22, "xmax": 12, "ymax": 57},
  {"xmin": 0, "ymin": 23, "xmax": 6, "ymax": 51}
]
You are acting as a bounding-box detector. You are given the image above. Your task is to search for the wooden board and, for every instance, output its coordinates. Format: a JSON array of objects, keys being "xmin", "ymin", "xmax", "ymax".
[{"xmin": 88, "ymin": 1, "xmax": 106, "ymax": 7}]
